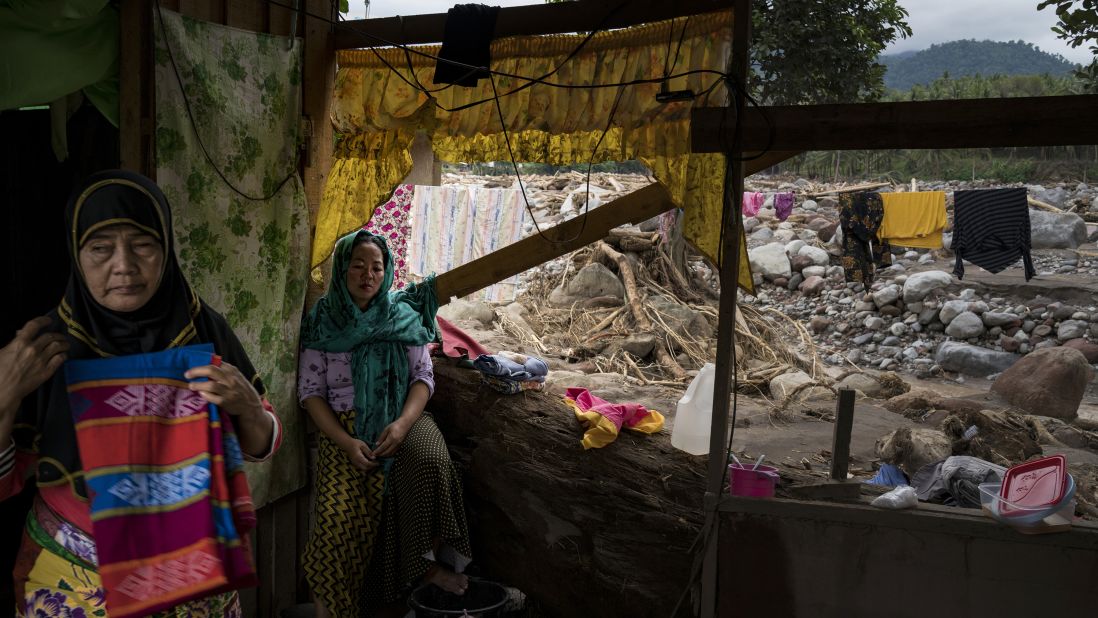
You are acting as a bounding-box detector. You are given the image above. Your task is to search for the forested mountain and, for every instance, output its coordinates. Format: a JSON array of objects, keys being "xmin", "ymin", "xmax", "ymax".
[{"xmin": 881, "ymin": 39, "xmax": 1077, "ymax": 90}]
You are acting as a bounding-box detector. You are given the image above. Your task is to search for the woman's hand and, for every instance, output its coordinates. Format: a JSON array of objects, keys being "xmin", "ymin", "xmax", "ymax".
[
  {"xmin": 338, "ymin": 436, "xmax": 379, "ymax": 471},
  {"xmin": 184, "ymin": 361, "xmax": 263, "ymax": 419},
  {"xmin": 373, "ymin": 418, "xmax": 411, "ymax": 458},
  {"xmin": 0, "ymin": 317, "xmax": 68, "ymax": 411}
]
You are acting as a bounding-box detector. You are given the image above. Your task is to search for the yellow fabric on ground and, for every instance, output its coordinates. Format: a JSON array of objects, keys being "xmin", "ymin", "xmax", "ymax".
[
  {"xmin": 318, "ymin": 10, "xmax": 753, "ymax": 293},
  {"xmin": 879, "ymin": 191, "xmax": 947, "ymax": 249}
]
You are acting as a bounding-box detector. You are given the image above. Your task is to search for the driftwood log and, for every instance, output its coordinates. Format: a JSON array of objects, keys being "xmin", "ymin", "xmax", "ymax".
[{"xmin": 429, "ymin": 360, "xmax": 706, "ymax": 618}]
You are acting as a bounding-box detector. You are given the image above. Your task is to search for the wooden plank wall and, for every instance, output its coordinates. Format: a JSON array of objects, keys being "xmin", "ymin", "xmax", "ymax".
[{"xmin": 119, "ymin": 1, "xmax": 336, "ymax": 614}]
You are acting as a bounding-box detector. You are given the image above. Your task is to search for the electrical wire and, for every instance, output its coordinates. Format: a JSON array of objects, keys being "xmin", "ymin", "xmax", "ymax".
[
  {"xmin": 154, "ymin": 0, "xmax": 300, "ymax": 202},
  {"xmin": 489, "ymin": 70, "xmax": 626, "ymax": 245}
]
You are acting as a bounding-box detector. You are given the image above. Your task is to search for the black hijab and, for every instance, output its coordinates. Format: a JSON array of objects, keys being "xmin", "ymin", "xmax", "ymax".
[{"xmin": 14, "ymin": 170, "xmax": 265, "ymax": 499}]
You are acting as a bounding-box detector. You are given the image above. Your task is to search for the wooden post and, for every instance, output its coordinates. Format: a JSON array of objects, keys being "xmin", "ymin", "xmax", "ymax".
[
  {"xmin": 119, "ymin": 0, "xmax": 153, "ymax": 176},
  {"xmin": 701, "ymin": 1, "xmax": 750, "ymax": 617},
  {"xmin": 830, "ymin": 389, "xmax": 856, "ymax": 481}
]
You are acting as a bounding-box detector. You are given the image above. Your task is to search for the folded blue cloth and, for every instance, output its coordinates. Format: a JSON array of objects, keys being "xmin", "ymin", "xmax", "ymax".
[
  {"xmin": 473, "ymin": 354, "xmax": 548, "ymax": 383},
  {"xmin": 865, "ymin": 463, "xmax": 908, "ymax": 487}
]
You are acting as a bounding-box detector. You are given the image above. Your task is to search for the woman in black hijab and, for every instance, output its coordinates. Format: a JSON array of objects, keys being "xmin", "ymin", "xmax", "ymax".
[{"xmin": 0, "ymin": 170, "xmax": 279, "ymax": 616}]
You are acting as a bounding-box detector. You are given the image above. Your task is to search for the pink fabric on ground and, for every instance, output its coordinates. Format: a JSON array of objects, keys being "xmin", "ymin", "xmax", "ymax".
[
  {"xmin": 564, "ymin": 387, "xmax": 653, "ymax": 431},
  {"xmin": 433, "ymin": 316, "xmax": 491, "ymax": 359}
]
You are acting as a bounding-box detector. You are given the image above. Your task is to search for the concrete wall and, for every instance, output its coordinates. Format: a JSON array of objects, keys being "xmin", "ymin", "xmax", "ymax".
[{"xmin": 718, "ymin": 498, "xmax": 1098, "ymax": 618}]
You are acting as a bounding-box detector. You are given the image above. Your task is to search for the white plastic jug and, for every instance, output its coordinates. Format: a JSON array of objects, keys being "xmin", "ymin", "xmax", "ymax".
[{"xmin": 671, "ymin": 363, "xmax": 717, "ymax": 455}]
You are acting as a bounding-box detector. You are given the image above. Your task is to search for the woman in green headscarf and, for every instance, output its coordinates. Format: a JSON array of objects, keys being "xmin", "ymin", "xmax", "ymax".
[{"xmin": 298, "ymin": 230, "xmax": 471, "ymax": 618}]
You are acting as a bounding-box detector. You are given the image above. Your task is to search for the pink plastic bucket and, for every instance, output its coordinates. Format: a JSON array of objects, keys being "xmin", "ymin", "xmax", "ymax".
[{"xmin": 728, "ymin": 463, "xmax": 779, "ymax": 498}]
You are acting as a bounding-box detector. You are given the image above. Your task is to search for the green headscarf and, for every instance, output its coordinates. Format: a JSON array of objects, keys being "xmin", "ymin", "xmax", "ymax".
[{"xmin": 300, "ymin": 230, "xmax": 438, "ymax": 451}]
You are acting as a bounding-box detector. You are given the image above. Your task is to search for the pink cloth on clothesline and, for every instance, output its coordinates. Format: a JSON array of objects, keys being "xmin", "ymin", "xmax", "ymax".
[
  {"xmin": 364, "ymin": 184, "xmax": 414, "ymax": 289},
  {"xmin": 742, "ymin": 191, "xmax": 765, "ymax": 217}
]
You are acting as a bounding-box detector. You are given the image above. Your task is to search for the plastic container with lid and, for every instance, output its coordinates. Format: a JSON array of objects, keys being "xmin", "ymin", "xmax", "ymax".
[
  {"xmin": 979, "ymin": 474, "xmax": 1076, "ymax": 528},
  {"xmin": 998, "ymin": 454, "xmax": 1068, "ymax": 517}
]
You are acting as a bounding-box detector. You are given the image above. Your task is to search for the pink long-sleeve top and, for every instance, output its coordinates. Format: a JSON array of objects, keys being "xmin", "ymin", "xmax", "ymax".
[{"xmin": 297, "ymin": 345, "xmax": 435, "ymax": 410}]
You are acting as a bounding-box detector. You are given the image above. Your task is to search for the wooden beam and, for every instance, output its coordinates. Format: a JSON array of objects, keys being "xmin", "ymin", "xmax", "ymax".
[
  {"xmin": 434, "ymin": 182, "xmax": 676, "ymax": 303},
  {"xmin": 830, "ymin": 389, "xmax": 856, "ymax": 481},
  {"xmin": 334, "ymin": 0, "xmax": 728, "ymax": 48},
  {"xmin": 691, "ymin": 94, "xmax": 1098, "ymax": 152},
  {"xmin": 703, "ymin": 1, "xmax": 750, "ymax": 617},
  {"xmin": 119, "ymin": 0, "xmax": 152, "ymax": 175}
]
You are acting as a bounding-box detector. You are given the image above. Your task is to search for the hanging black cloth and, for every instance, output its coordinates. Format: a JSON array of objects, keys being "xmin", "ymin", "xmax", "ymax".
[
  {"xmin": 432, "ymin": 3, "xmax": 501, "ymax": 87},
  {"xmin": 952, "ymin": 188, "xmax": 1035, "ymax": 280}
]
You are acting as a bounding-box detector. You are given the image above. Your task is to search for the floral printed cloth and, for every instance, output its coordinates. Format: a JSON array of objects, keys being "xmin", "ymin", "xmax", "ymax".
[
  {"xmin": 364, "ymin": 184, "xmax": 414, "ymax": 289},
  {"xmin": 154, "ymin": 9, "xmax": 309, "ymax": 507}
]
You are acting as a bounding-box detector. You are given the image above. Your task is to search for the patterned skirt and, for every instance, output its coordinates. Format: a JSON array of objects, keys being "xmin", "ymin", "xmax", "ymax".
[
  {"xmin": 364, "ymin": 414, "xmax": 472, "ymax": 612},
  {"xmin": 13, "ymin": 499, "xmax": 241, "ymax": 617},
  {"xmin": 303, "ymin": 410, "xmax": 386, "ymax": 618}
]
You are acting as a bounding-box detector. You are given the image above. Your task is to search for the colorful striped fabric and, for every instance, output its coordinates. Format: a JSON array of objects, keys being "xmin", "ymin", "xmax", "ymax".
[
  {"xmin": 63, "ymin": 344, "xmax": 257, "ymax": 618},
  {"xmin": 406, "ymin": 185, "xmax": 527, "ymax": 302}
]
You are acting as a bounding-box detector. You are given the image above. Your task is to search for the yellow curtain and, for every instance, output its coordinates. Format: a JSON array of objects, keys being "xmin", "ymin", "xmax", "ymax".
[{"xmin": 319, "ymin": 9, "xmax": 752, "ymax": 292}]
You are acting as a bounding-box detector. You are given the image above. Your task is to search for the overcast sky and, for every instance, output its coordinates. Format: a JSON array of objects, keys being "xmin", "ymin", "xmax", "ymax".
[{"xmin": 345, "ymin": 0, "xmax": 1091, "ymax": 65}]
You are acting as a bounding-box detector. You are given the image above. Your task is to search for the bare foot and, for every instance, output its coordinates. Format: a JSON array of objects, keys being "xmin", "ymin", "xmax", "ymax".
[{"xmin": 425, "ymin": 566, "xmax": 469, "ymax": 595}]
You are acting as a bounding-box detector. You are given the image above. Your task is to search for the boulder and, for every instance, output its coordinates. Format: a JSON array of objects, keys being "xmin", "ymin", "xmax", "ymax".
[
  {"xmin": 769, "ymin": 371, "xmax": 831, "ymax": 401},
  {"xmin": 438, "ymin": 298, "xmax": 497, "ymax": 326},
  {"xmin": 944, "ymin": 312, "xmax": 986, "ymax": 339},
  {"xmin": 902, "ymin": 270, "xmax": 953, "ymax": 303},
  {"xmin": 872, "ymin": 284, "xmax": 901, "ymax": 308},
  {"xmin": 836, "ymin": 373, "xmax": 885, "ymax": 398},
  {"xmin": 1058, "ymin": 319, "xmax": 1089, "ymax": 342},
  {"xmin": 1030, "ymin": 209, "xmax": 1088, "ymax": 250},
  {"xmin": 615, "ymin": 334, "xmax": 657, "ymax": 358},
  {"xmin": 817, "ymin": 221, "xmax": 839, "ymax": 243},
  {"xmin": 990, "ymin": 347, "xmax": 1092, "ymax": 420},
  {"xmin": 797, "ymin": 245, "xmax": 830, "ymax": 267},
  {"xmin": 939, "ymin": 300, "xmax": 969, "ymax": 325},
  {"xmin": 790, "ymin": 254, "xmax": 814, "ymax": 272},
  {"xmin": 935, "ymin": 341, "xmax": 1019, "ymax": 377},
  {"xmin": 1063, "ymin": 338, "xmax": 1098, "ymax": 363},
  {"xmin": 648, "ymin": 295, "xmax": 713, "ymax": 341},
  {"xmin": 802, "ymin": 265, "xmax": 827, "ymax": 279},
  {"xmin": 748, "ymin": 243, "xmax": 792, "ymax": 279},
  {"xmin": 799, "ymin": 276, "xmax": 826, "ymax": 296},
  {"xmin": 785, "ymin": 240, "xmax": 807, "ymax": 255},
  {"xmin": 875, "ymin": 427, "xmax": 952, "ymax": 477},
  {"xmin": 552, "ymin": 262, "xmax": 625, "ymax": 308},
  {"xmin": 750, "ymin": 227, "xmax": 774, "ymax": 242},
  {"xmin": 982, "ymin": 312, "xmax": 1020, "ymax": 328}
]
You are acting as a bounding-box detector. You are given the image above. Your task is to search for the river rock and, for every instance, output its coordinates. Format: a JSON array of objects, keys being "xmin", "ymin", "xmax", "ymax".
[
  {"xmin": 1030, "ymin": 209, "xmax": 1088, "ymax": 249},
  {"xmin": 550, "ymin": 262, "xmax": 625, "ymax": 307},
  {"xmin": 990, "ymin": 347, "xmax": 1092, "ymax": 420},
  {"xmin": 902, "ymin": 271, "xmax": 953, "ymax": 303},
  {"xmin": 749, "ymin": 243, "xmax": 792, "ymax": 279},
  {"xmin": 799, "ymin": 276, "xmax": 826, "ymax": 296},
  {"xmin": 944, "ymin": 312, "xmax": 986, "ymax": 339},
  {"xmin": 797, "ymin": 245, "xmax": 830, "ymax": 267},
  {"xmin": 837, "ymin": 373, "xmax": 885, "ymax": 398},
  {"xmin": 1063, "ymin": 338, "xmax": 1098, "ymax": 363},
  {"xmin": 935, "ymin": 341, "xmax": 1019, "ymax": 377},
  {"xmin": 939, "ymin": 300, "xmax": 969, "ymax": 325},
  {"xmin": 872, "ymin": 284, "xmax": 901, "ymax": 308},
  {"xmin": 982, "ymin": 312, "xmax": 1020, "ymax": 328},
  {"xmin": 1058, "ymin": 319, "xmax": 1089, "ymax": 341}
]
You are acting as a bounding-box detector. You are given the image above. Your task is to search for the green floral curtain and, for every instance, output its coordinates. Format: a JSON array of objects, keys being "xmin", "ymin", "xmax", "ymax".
[{"xmin": 154, "ymin": 10, "xmax": 309, "ymax": 507}]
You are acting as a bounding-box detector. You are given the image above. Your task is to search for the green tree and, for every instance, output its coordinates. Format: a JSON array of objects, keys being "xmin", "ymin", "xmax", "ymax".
[
  {"xmin": 750, "ymin": 0, "xmax": 912, "ymax": 104},
  {"xmin": 1039, "ymin": 0, "xmax": 1098, "ymax": 91}
]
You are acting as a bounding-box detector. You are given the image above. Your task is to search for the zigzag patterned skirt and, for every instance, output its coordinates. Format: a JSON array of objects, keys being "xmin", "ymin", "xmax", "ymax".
[
  {"xmin": 305, "ymin": 411, "xmax": 471, "ymax": 617},
  {"xmin": 303, "ymin": 410, "xmax": 386, "ymax": 617}
]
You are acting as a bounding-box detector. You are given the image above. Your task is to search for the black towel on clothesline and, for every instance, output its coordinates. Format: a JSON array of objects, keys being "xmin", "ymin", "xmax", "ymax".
[
  {"xmin": 433, "ymin": 4, "xmax": 500, "ymax": 87},
  {"xmin": 952, "ymin": 188, "xmax": 1035, "ymax": 280}
]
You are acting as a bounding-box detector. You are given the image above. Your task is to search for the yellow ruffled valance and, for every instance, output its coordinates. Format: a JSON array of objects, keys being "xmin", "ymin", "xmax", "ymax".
[{"xmin": 317, "ymin": 9, "xmax": 752, "ymax": 292}]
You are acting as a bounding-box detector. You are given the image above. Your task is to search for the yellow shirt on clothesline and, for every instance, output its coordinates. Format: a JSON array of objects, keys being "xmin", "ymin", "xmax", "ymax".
[{"xmin": 879, "ymin": 191, "xmax": 948, "ymax": 249}]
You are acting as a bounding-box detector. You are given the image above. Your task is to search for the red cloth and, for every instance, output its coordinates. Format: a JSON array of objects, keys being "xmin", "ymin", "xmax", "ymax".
[
  {"xmin": 564, "ymin": 387, "xmax": 652, "ymax": 431},
  {"xmin": 433, "ymin": 316, "xmax": 490, "ymax": 359}
]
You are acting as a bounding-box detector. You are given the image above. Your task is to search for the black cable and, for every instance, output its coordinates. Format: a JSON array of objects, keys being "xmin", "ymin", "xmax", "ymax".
[
  {"xmin": 488, "ymin": 71, "xmax": 625, "ymax": 246},
  {"xmin": 154, "ymin": 0, "xmax": 299, "ymax": 202}
]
